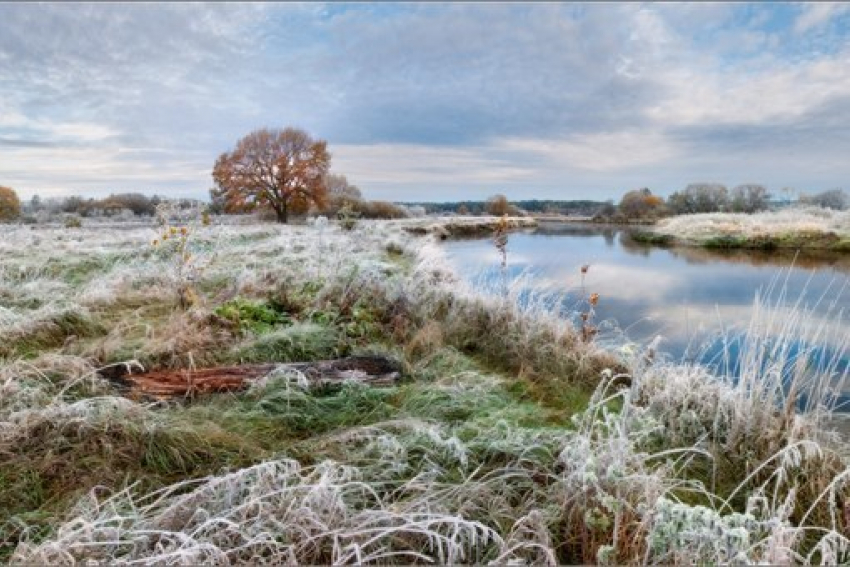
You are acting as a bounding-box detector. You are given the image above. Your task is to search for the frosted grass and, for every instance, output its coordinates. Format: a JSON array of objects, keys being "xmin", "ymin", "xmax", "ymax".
[
  {"xmin": 654, "ymin": 206, "xmax": 850, "ymax": 241},
  {"xmin": 4, "ymin": 216, "xmax": 850, "ymax": 564}
]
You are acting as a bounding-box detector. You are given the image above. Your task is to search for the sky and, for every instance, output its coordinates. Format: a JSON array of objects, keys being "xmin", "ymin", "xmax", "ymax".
[{"xmin": 2, "ymin": 2, "xmax": 850, "ymax": 203}]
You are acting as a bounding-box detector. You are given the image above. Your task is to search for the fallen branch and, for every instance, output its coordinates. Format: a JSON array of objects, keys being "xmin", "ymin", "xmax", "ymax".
[{"xmin": 103, "ymin": 355, "xmax": 402, "ymax": 400}]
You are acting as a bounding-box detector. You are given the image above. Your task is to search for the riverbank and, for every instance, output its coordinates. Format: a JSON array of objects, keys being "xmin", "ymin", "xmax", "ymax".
[
  {"xmin": 631, "ymin": 207, "xmax": 850, "ymax": 251},
  {"xmin": 3, "ymin": 216, "xmax": 850, "ymax": 564},
  {"xmin": 401, "ymin": 215, "xmax": 537, "ymax": 237}
]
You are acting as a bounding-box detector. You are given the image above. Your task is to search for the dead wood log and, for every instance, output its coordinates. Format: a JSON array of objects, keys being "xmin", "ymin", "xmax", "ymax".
[{"xmin": 105, "ymin": 355, "xmax": 402, "ymax": 400}]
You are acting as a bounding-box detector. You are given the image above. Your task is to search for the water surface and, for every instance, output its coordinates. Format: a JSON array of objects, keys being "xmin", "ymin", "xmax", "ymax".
[{"xmin": 443, "ymin": 223, "xmax": 850, "ymax": 370}]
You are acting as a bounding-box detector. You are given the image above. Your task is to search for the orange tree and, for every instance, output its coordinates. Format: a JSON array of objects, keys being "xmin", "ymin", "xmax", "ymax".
[
  {"xmin": 0, "ymin": 186, "xmax": 21, "ymax": 221},
  {"xmin": 212, "ymin": 127, "xmax": 330, "ymax": 223}
]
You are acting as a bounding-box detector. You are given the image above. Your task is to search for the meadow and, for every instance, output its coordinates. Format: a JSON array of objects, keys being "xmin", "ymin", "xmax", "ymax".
[{"xmin": 2, "ymin": 209, "xmax": 850, "ymax": 564}]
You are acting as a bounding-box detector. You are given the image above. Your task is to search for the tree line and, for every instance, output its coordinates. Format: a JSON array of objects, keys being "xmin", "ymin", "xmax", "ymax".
[
  {"xmin": 0, "ymin": 189, "xmax": 181, "ymax": 222},
  {"xmin": 597, "ymin": 184, "xmax": 850, "ymax": 222},
  {"xmin": 2, "ymin": 125, "xmax": 849, "ymax": 224}
]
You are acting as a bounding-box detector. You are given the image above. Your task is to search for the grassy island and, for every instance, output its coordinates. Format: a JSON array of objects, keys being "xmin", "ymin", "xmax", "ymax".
[{"xmin": 632, "ymin": 207, "xmax": 850, "ymax": 252}]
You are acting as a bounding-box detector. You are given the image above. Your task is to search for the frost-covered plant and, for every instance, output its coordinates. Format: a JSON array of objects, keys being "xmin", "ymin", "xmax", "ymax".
[
  {"xmin": 647, "ymin": 496, "xmax": 784, "ymax": 563},
  {"xmin": 151, "ymin": 202, "xmax": 220, "ymax": 309},
  {"xmin": 550, "ymin": 375, "xmax": 710, "ymax": 564},
  {"xmin": 10, "ymin": 456, "xmax": 506, "ymax": 565}
]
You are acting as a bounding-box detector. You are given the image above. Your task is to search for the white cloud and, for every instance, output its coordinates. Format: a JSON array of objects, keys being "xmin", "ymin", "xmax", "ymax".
[
  {"xmin": 332, "ymin": 143, "xmax": 535, "ymax": 186},
  {"xmin": 647, "ymin": 51, "xmax": 850, "ymax": 128},
  {"xmin": 794, "ymin": 2, "xmax": 850, "ymax": 35},
  {"xmin": 1, "ymin": 144, "xmax": 212, "ymax": 198},
  {"xmin": 497, "ymin": 130, "xmax": 679, "ymax": 172},
  {"xmin": 1, "ymin": 3, "xmax": 850, "ymax": 200}
]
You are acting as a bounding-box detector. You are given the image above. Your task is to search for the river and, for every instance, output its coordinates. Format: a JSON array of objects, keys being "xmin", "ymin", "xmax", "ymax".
[{"xmin": 443, "ymin": 222, "xmax": 850, "ymax": 405}]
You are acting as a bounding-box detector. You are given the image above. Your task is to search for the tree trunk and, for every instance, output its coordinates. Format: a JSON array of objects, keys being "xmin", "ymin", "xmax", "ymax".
[
  {"xmin": 102, "ymin": 355, "xmax": 402, "ymax": 400},
  {"xmin": 275, "ymin": 202, "xmax": 289, "ymax": 223}
]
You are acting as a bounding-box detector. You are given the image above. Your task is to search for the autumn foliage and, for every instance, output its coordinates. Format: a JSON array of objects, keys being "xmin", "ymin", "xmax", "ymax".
[
  {"xmin": 618, "ymin": 188, "xmax": 667, "ymax": 219},
  {"xmin": 485, "ymin": 194, "xmax": 521, "ymax": 216},
  {"xmin": 0, "ymin": 185, "xmax": 21, "ymax": 222},
  {"xmin": 212, "ymin": 128, "xmax": 330, "ymax": 223}
]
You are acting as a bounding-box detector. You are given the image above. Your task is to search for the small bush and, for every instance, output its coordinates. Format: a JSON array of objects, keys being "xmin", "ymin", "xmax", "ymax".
[
  {"xmin": 337, "ymin": 203, "xmax": 360, "ymax": 230},
  {"xmin": 214, "ymin": 298, "xmax": 291, "ymax": 335},
  {"xmin": 357, "ymin": 200, "xmax": 410, "ymax": 219},
  {"xmin": 64, "ymin": 215, "xmax": 82, "ymax": 229},
  {"xmin": 0, "ymin": 185, "xmax": 21, "ymax": 222}
]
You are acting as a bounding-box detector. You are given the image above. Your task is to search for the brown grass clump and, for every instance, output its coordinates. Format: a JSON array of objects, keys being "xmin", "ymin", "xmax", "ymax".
[
  {"xmin": 87, "ymin": 307, "xmax": 237, "ymax": 371},
  {"xmin": 404, "ymin": 320, "xmax": 444, "ymax": 361}
]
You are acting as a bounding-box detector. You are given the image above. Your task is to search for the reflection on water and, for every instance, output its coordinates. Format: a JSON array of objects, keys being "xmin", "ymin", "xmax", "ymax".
[{"xmin": 443, "ymin": 223, "xmax": 850, "ymax": 370}]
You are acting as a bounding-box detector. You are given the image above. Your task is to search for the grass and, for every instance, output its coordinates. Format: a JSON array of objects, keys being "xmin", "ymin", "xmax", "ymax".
[
  {"xmin": 236, "ymin": 322, "xmax": 345, "ymax": 363},
  {"xmin": 2, "ymin": 215, "xmax": 850, "ymax": 564},
  {"xmin": 0, "ymin": 308, "xmax": 105, "ymax": 358},
  {"xmin": 642, "ymin": 206, "xmax": 850, "ymax": 251}
]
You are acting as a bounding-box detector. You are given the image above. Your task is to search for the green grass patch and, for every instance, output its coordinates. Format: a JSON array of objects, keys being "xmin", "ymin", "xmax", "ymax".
[
  {"xmin": 699, "ymin": 230, "xmax": 848, "ymax": 251},
  {"xmin": 237, "ymin": 322, "xmax": 344, "ymax": 363},
  {"xmin": 1, "ymin": 309, "xmax": 106, "ymax": 359},
  {"xmin": 180, "ymin": 380, "xmax": 397, "ymax": 449},
  {"xmin": 702, "ymin": 235, "xmax": 751, "ymax": 249},
  {"xmin": 214, "ymin": 297, "xmax": 292, "ymax": 335},
  {"xmin": 630, "ymin": 230, "xmax": 674, "ymax": 246},
  {"xmin": 834, "ymin": 238, "xmax": 850, "ymax": 252}
]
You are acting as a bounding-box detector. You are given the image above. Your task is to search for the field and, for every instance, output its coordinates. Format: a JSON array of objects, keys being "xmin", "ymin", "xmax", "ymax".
[
  {"xmin": 2, "ymin": 212, "xmax": 850, "ymax": 564},
  {"xmin": 633, "ymin": 207, "xmax": 850, "ymax": 251}
]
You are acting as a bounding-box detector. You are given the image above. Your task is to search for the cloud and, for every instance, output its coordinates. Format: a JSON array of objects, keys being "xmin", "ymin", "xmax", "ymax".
[
  {"xmin": 1, "ymin": 3, "xmax": 850, "ymax": 200},
  {"xmin": 794, "ymin": 3, "xmax": 850, "ymax": 35},
  {"xmin": 333, "ymin": 143, "xmax": 535, "ymax": 185},
  {"xmin": 0, "ymin": 144, "xmax": 211, "ymax": 198},
  {"xmin": 290, "ymin": 3, "xmax": 668, "ymax": 145},
  {"xmin": 497, "ymin": 130, "xmax": 679, "ymax": 173}
]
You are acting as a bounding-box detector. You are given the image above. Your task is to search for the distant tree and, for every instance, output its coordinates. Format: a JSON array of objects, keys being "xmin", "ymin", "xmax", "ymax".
[
  {"xmin": 485, "ymin": 194, "xmax": 513, "ymax": 216},
  {"xmin": 0, "ymin": 185, "xmax": 21, "ymax": 221},
  {"xmin": 618, "ymin": 188, "xmax": 666, "ymax": 219},
  {"xmin": 325, "ymin": 173, "xmax": 362, "ymax": 200},
  {"xmin": 457, "ymin": 203, "xmax": 470, "ymax": 215},
  {"xmin": 208, "ymin": 186, "xmax": 230, "ymax": 215},
  {"xmin": 357, "ymin": 200, "xmax": 410, "ymax": 219},
  {"xmin": 61, "ymin": 195, "xmax": 91, "ymax": 216},
  {"xmin": 799, "ymin": 188, "xmax": 849, "ymax": 210},
  {"xmin": 28, "ymin": 194, "xmax": 42, "ymax": 213},
  {"xmin": 321, "ymin": 173, "xmax": 363, "ymax": 215},
  {"xmin": 667, "ymin": 183, "xmax": 729, "ymax": 214},
  {"xmin": 666, "ymin": 191, "xmax": 691, "ymax": 215},
  {"xmin": 595, "ymin": 200, "xmax": 617, "ymax": 218},
  {"xmin": 729, "ymin": 184, "xmax": 770, "ymax": 213},
  {"xmin": 99, "ymin": 193, "xmax": 158, "ymax": 216},
  {"xmin": 212, "ymin": 127, "xmax": 330, "ymax": 223}
]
